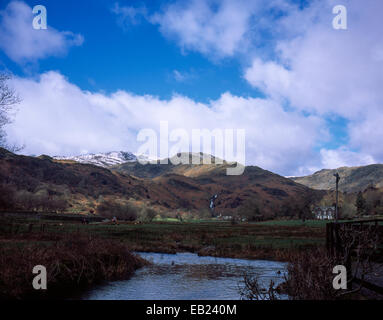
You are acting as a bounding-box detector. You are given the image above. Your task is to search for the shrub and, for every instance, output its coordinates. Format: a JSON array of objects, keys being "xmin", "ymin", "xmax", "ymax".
[
  {"xmin": 12, "ymin": 190, "xmax": 68, "ymax": 213},
  {"xmin": 355, "ymin": 191, "xmax": 367, "ymax": 216},
  {"xmin": 285, "ymin": 248, "xmax": 339, "ymax": 300},
  {"xmin": 97, "ymin": 199, "xmax": 138, "ymax": 221},
  {"xmin": 341, "ymin": 202, "xmax": 357, "ymax": 219},
  {"xmin": 0, "ymin": 183, "xmax": 16, "ymax": 210},
  {"xmin": 139, "ymin": 206, "xmax": 157, "ymax": 222},
  {"xmin": 196, "ymin": 209, "xmax": 211, "ymax": 220},
  {"xmin": 286, "ymin": 223, "xmax": 380, "ymax": 300},
  {"xmin": 237, "ymin": 199, "xmax": 262, "ymax": 221},
  {"xmin": 239, "ymin": 274, "xmax": 278, "ymax": 300}
]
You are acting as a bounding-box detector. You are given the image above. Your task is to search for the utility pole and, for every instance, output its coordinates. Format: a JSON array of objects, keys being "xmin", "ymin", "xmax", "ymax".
[{"xmin": 334, "ymin": 172, "xmax": 340, "ymax": 223}]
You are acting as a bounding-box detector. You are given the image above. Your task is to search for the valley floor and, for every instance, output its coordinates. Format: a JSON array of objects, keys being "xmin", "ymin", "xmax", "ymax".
[
  {"xmin": 3, "ymin": 215, "xmax": 383, "ymax": 300},
  {"xmin": 0, "ymin": 215, "xmax": 327, "ymax": 262}
]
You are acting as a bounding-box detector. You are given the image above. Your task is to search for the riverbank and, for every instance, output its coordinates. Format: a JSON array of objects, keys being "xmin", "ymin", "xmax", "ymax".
[
  {"xmin": 0, "ymin": 233, "xmax": 148, "ymax": 299},
  {"xmin": 2, "ymin": 216, "xmax": 381, "ymax": 300}
]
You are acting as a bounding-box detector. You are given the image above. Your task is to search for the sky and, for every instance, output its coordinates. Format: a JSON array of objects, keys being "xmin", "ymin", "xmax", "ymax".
[{"xmin": 0, "ymin": 0, "xmax": 382, "ymax": 176}]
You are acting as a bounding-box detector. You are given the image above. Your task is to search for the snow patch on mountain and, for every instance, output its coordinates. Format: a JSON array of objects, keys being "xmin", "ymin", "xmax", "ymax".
[{"xmin": 53, "ymin": 151, "xmax": 152, "ymax": 168}]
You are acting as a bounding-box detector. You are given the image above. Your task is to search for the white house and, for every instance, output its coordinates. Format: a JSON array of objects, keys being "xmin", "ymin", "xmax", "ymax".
[{"xmin": 313, "ymin": 206, "xmax": 335, "ymax": 220}]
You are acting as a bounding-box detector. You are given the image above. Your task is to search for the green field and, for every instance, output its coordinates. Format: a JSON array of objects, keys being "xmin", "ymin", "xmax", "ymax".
[
  {"xmin": 0, "ymin": 216, "xmax": 327, "ymax": 261},
  {"xmin": 256, "ymin": 219, "xmax": 332, "ymax": 227}
]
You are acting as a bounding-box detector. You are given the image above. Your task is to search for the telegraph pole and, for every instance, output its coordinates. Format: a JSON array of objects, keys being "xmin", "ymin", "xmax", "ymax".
[{"xmin": 334, "ymin": 172, "xmax": 340, "ymax": 223}]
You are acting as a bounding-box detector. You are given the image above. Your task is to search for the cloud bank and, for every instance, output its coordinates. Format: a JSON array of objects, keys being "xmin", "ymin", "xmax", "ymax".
[
  {"xmin": 244, "ymin": 0, "xmax": 383, "ymax": 170},
  {"xmin": 7, "ymin": 71, "xmax": 324, "ymax": 175}
]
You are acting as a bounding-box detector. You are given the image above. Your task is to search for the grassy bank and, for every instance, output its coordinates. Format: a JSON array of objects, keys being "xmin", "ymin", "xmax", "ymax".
[{"xmin": 0, "ymin": 232, "xmax": 147, "ymax": 299}]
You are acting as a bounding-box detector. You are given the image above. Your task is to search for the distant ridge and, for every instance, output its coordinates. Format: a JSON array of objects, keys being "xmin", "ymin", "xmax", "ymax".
[{"xmin": 291, "ymin": 164, "xmax": 383, "ymax": 193}]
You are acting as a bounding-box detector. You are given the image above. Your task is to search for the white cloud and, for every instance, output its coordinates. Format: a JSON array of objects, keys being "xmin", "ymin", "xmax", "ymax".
[
  {"xmin": 349, "ymin": 113, "xmax": 383, "ymax": 161},
  {"xmin": 244, "ymin": 58, "xmax": 291, "ymax": 100},
  {"xmin": 319, "ymin": 147, "xmax": 375, "ymax": 170},
  {"xmin": 245, "ymin": 1, "xmax": 383, "ymax": 119},
  {"xmin": 151, "ymin": 0, "xmax": 259, "ymax": 58},
  {"xmin": 113, "ymin": 0, "xmax": 277, "ymax": 59},
  {"xmin": 172, "ymin": 69, "xmax": 195, "ymax": 82},
  {"xmin": 111, "ymin": 3, "xmax": 148, "ymax": 30},
  {"xmin": 173, "ymin": 70, "xmax": 186, "ymax": 82},
  {"xmin": 113, "ymin": 0, "xmax": 300, "ymax": 59},
  {"xmin": 244, "ymin": 0, "xmax": 383, "ymax": 168},
  {"xmin": 6, "ymin": 71, "xmax": 324, "ymax": 175},
  {"xmin": 0, "ymin": 1, "xmax": 83, "ymax": 63}
]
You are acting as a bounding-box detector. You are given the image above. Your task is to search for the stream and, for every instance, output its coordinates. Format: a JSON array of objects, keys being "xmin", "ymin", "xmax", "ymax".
[{"xmin": 80, "ymin": 252, "xmax": 288, "ymax": 300}]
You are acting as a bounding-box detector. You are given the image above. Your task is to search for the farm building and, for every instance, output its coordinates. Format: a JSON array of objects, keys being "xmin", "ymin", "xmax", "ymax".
[{"xmin": 313, "ymin": 206, "xmax": 335, "ymax": 220}]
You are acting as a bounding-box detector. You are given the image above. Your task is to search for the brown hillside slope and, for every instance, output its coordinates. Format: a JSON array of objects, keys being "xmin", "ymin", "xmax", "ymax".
[
  {"xmin": 114, "ymin": 152, "xmax": 324, "ymax": 215},
  {"xmin": 0, "ymin": 147, "xmax": 178, "ymax": 211},
  {"xmin": 0, "ymin": 148, "xmax": 323, "ymax": 217},
  {"xmin": 112, "ymin": 152, "xmax": 229, "ymax": 178}
]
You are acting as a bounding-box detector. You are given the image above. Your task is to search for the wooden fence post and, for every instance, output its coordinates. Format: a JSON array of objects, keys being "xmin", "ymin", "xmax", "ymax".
[
  {"xmin": 326, "ymin": 222, "xmax": 334, "ymax": 256},
  {"xmin": 334, "ymin": 223, "xmax": 342, "ymax": 258}
]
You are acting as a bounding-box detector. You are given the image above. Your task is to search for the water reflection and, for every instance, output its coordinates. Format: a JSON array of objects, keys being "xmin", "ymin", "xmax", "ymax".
[{"xmin": 81, "ymin": 252, "xmax": 287, "ymax": 300}]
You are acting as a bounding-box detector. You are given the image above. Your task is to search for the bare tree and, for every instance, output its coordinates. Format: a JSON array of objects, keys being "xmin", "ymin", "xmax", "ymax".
[{"xmin": 0, "ymin": 72, "xmax": 21, "ymax": 151}]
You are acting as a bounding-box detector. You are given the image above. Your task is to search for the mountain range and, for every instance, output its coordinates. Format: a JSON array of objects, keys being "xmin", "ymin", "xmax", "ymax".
[
  {"xmin": 3, "ymin": 148, "xmax": 383, "ymax": 218},
  {"xmin": 53, "ymin": 151, "xmax": 383, "ymax": 194},
  {"xmin": 0, "ymin": 148, "xmax": 320, "ymax": 217}
]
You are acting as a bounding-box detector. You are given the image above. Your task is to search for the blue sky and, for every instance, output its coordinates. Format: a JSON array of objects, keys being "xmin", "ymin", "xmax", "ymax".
[
  {"xmin": 2, "ymin": 0, "xmax": 258, "ymax": 101},
  {"xmin": 0, "ymin": 0, "xmax": 382, "ymax": 176}
]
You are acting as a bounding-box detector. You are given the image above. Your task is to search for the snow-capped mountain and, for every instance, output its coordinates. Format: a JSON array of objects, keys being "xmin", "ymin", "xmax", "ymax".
[{"xmin": 53, "ymin": 151, "xmax": 150, "ymax": 168}]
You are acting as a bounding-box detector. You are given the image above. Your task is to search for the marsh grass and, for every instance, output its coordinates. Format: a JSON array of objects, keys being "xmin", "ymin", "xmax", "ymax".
[{"xmin": 0, "ymin": 233, "xmax": 147, "ymax": 299}]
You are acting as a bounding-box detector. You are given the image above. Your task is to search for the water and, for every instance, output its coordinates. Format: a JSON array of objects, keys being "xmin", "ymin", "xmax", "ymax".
[{"xmin": 80, "ymin": 252, "xmax": 287, "ymax": 300}]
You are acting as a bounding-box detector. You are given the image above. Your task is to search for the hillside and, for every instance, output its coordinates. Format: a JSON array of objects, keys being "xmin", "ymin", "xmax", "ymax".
[
  {"xmin": 113, "ymin": 152, "xmax": 324, "ymax": 216},
  {"xmin": 0, "ymin": 147, "xmax": 192, "ymax": 213},
  {"xmin": 0, "ymin": 148, "xmax": 149, "ymax": 211},
  {"xmin": 112, "ymin": 153, "xmax": 231, "ymax": 178},
  {"xmin": 0, "ymin": 148, "xmax": 324, "ymax": 218},
  {"xmin": 291, "ymin": 164, "xmax": 383, "ymax": 193}
]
